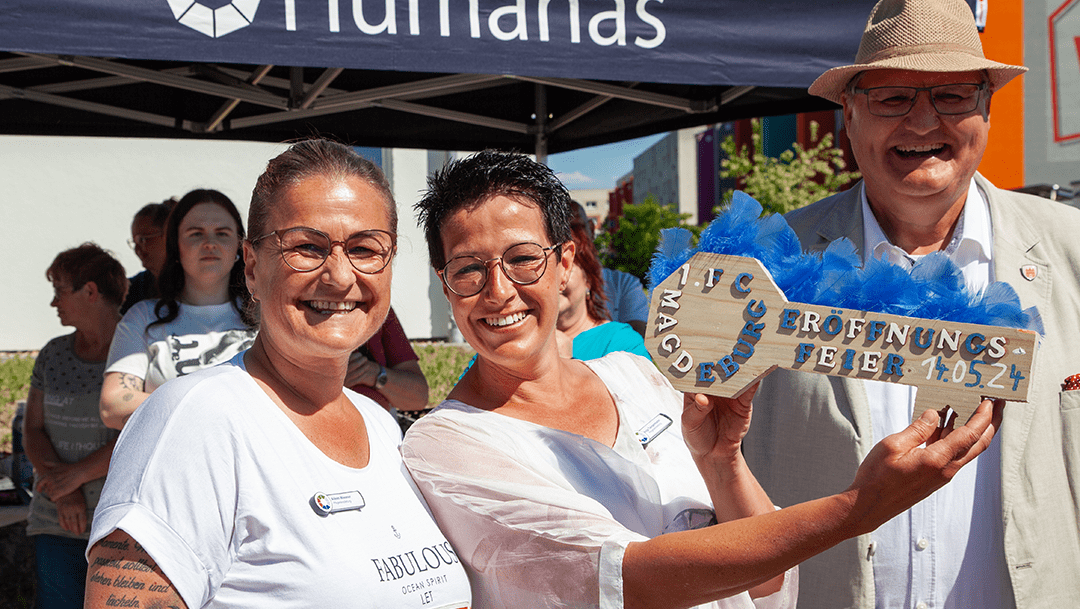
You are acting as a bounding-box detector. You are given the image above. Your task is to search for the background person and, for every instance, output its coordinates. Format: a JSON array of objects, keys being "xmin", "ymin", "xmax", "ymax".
[
  {"xmin": 346, "ymin": 306, "xmax": 430, "ymax": 423},
  {"xmin": 85, "ymin": 139, "xmax": 472, "ymax": 609},
  {"xmin": 99, "ymin": 189, "xmax": 256, "ymax": 429},
  {"xmin": 403, "ymin": 150, "xmax": 1003, "ymax": 609},
  {"xmin": 742, "ymin": 1, "xmax": 1080, "ymax": 607},
  {"xmin": 573, "ymin": 202, "xmax": 650, "ymax": 336},
  {"xmin": 24, "ymin": 243, "xmax": 125, "ymax": 609},
  {"xmin": 557, "ymin": 211, "xmax": 649, "ymax": 360},
  {"xmin": 121, "ymin": 198, "xmax": 177, "ymax": 315}
]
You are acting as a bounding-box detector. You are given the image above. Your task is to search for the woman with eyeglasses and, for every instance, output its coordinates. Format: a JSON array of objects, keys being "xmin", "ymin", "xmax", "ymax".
[
  {"xmin": 24, "ymin": 243, "xmax": 125, "ymax": 609},
  {"xmin": 99, "ymin": 189, "xmax": 257, "ymax": 430},
  {"xmin": 121, "ymin": 197, "xmax": 177, "ymax": 314},
  {"xmin": 85, "ymin": 140, "xmax": 472, "ymax": 609},
  {"xmin": 402, "ymin": 150, "xmax": 1003, "ymax": 609}
]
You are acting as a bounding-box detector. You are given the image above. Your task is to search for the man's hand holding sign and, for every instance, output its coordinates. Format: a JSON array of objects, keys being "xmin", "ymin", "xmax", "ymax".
[
  {"xmin": 646, "ymin": 192, "xmax": 1041, "ymax": 426},
  {"xmin": 648, "ymin": 253, "xmax": 1035, "ymax": 424}
]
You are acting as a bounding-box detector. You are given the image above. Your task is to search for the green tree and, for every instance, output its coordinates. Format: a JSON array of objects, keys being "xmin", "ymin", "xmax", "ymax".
[
  {"xmin": 597, "ymin": 195, "xmax": 701, "ymax": 281},
  {"xmin": 720, "ymin": 119, "xmax": 859, "ymax": 215}
]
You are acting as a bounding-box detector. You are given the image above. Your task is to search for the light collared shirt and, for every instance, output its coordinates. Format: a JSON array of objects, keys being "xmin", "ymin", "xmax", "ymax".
[{"xmin": 860, "ymin": 180, "xmax": 1010, "ymax": 609}]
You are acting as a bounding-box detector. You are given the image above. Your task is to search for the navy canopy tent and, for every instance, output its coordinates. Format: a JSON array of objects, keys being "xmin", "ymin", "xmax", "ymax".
[{"xmin": 0, "ymin": 1, "xmax": 973, "ymax": 153}]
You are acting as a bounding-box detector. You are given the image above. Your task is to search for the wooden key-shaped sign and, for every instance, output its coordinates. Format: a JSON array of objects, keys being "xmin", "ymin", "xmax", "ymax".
[{"xmin": 645, "ymin": 253, "xmax": 1038, "ymax": 422}]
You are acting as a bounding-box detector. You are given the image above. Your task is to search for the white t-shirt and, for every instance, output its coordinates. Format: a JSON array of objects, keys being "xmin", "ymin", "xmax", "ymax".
[
  {"xmin": 105, "ymin": 299, "xmax": 256, "ymax": 391},
  {"xmin": 89, "ymin": 353, "xmax": 472, "ymax": 609},
  {"xmin": 403, "ymin": 352, "xmax": 795, "ymax": 609}
]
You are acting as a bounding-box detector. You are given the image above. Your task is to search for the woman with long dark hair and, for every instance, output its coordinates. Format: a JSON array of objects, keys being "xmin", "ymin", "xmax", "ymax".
[{"xmin": 100, "ymin": 189, "xmax": 256, "ymax": 429}]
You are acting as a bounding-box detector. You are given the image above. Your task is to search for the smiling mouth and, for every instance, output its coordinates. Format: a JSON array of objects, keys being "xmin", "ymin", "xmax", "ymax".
[
  {"xmin": 484, "ymin": 311, "xmax": 527, "ymax": 327},
  {"xmin": 305, "ymin": 300, "xmax": 358, "ymax": 315},
  {"xmin": 894, "ymin": 143, "xmax": 946, "ymax": 158}
]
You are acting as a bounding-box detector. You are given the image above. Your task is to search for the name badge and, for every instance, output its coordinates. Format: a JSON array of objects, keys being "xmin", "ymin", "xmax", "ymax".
[
  {"xmin": 312, "ymin": 490, "xmax": 366, "ymax": 516},
  {"xmin": 635, "ymin": 414, "xmax": 673, "ymax": 447}
]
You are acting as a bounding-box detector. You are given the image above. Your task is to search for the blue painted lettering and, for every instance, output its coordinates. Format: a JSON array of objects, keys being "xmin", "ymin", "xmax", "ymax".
[
  {"xmin": 697, "ymin": 362, "xmax": 715, "ymax": 382},
  {"xmin": 866, "ymin": 320, "xmax": 887, "ymax": 342},
  {"xmin": 964, "ymin": 333, "xmax": 986, "ymax": 355},
  {"xmin": 841, "ymin": 349, "xmax": 855, "ymax": 370},
  {"xmin": 780, "ymin": 308, "xmax": 800, "ymax": 330},
  {"xmin": 734, "ymin": 272, "xmax": 753, "ymax": 293},
  {"xmin": 717, "ymin": 355, "xmax": 739, "ymax": 377},
  {"xmin": 883, "ymin": 353, "xmax": 905, "ymax": 376},
  {"xmin": 912, "ymin": 327, "xmax": 934, "ymax": 349},
  {"xmin": 745, "ymin": 299, "xmax": 766, "ymax": 318}
]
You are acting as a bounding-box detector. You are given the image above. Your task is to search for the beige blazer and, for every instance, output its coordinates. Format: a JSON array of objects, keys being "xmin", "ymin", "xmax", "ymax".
[{"xmin": 743, "ymin": 174, "xmax": 1080, "ymax": 609}]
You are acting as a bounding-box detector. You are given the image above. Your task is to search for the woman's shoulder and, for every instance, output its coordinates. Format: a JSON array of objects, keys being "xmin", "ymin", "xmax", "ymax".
[
  {"xmin": 586, "ymin": 352, "xmax": 676, "ymax": 399},
  {"xmin": 343, "ymin": 387, "xmax": 403, "ymax": 444},
  {"xmin": 119, "ymin": 299, "xmax": 160, "ymax": 324},
  {"xmin": 403, "ymin": 399, "xmax": 494, "ymax": 440},
  {"xmin": 587, "ymin": 348, "xmax": 654, "ymax": 373},
  {"xmin": 576, "ymin": 321, "xmax": 641, "ymax": 345},
  {"xmin": 598, "ymin": 321, "xmax": 643, "ymax": 340},
  {"xmin": 37, "ymin": 332, "xmax": 76, "ymax": 357},
  {"xmin": 133, "ymin": 357, "xmax": 252, "ymax": 423}
]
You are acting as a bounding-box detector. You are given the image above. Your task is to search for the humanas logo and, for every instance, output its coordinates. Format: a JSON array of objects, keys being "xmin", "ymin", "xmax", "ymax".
[
  {"xmin": 165, "ymin": 0, "xmax": 668, "ymax": 50},
  {"xmin": 168, "ymin": 0, "xmax": 260, "ymax": 38}
]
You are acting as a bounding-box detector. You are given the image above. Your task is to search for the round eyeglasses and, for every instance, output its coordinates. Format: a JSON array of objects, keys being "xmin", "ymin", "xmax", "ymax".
[
  {"xmin": 251, "ymin": 227, "xmax": 396, "ymax": 274},
  {"xmin": 439, "ymin": 242, "xmax": 562, "ymax": 297},
  {"xmin": 127, "ymin": 232, "xmax": 162, "ymax": 249},
  {"xmin": 851, "ymin": 82, "xmax": 987, "ymax": 117}
]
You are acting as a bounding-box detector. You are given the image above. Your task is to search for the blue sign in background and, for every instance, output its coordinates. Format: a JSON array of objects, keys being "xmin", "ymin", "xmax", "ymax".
[{"xmin": 1, "ymin": 0, "xmax": 941, "ymax": 87}]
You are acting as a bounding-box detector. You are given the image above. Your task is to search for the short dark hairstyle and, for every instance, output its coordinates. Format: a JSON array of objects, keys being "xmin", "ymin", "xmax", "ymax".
[
  {"xmin": 416, "ymin": 150, "xmax": 573, "ymax": 270},
  {"xmin": 46, "ymin": 243, "xmax": 128, "ymax": 307},
  {"xmin": 568, "ymin": 214, "xmax": 611, "ymax": 322},
  {"xmin": 133, "ymin": 197, "xmax": 178, "ymax": 230},
  {"xmin": 152, "ymin": 189, "xmax": 251, "ymax": 329},
  {"xmin": 249, "ymin": 139, "xmax": 396, "ymax": 241}
]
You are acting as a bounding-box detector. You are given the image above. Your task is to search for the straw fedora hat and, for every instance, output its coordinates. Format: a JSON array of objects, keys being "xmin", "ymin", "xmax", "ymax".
[{"xmin": 809, "ymin": 0, "xmax": 1027, "ymax": 104}]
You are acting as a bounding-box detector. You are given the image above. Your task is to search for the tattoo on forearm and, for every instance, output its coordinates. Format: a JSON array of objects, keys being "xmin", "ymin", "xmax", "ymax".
[
  {"xmin": 118, "ymin": 374, "xmax": 145, "ymax": 392},
  {"xmin": 88, "ymin": 535, "xmax": 184, "ymax": 609}
]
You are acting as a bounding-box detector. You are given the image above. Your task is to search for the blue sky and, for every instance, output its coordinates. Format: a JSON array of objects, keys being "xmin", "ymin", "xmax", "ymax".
[{"xmin": 547, "ymin": 133, "xmax": 666, "ymax": 190}]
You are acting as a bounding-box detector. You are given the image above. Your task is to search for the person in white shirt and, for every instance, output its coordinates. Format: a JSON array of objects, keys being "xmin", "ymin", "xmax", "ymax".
[
  {"xmin": 85, "ymin": 139, "xmax": 472, "ymax": 609},
  {"xmin": 100, "ymin": 188, "xmax": 257, "ymax": 429},
  {"xmin": 403, "ymin": 149, "xmax": 1002, "ymax": 609}
]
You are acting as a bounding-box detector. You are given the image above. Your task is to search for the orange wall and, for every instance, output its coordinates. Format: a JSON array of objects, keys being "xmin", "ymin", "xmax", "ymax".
[{"xmin": 979, "ymin": 0, "xmax": 1026, "ymax": 189}]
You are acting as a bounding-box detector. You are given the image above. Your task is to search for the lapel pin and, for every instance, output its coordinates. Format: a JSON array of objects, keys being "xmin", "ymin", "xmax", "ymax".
[
  {"xmin": 636, "ymin": 413, "xmax": 673, "ymax": 448},
  {"xmin": 1020, "ymin": 265, "xmax": 1039, "ymax": 281},
  {"xmin": 311, "ymin": 490, "xmax": 366, "ymax": 516}
]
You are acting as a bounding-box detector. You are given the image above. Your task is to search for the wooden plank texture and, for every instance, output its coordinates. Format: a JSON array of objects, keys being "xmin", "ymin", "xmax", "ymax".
[{"xmin": 645, "ymin": 253, "xmax": 1038, "ymax": 422}]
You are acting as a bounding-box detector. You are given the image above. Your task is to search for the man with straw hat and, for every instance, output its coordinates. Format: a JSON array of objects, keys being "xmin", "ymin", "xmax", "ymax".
[{"xmin": 742, "ymin": 0, "xmax": 1080, "ymax": 607}]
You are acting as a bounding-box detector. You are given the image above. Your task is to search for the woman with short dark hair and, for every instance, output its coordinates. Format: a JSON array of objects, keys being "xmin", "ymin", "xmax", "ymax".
[
  {"xmin": 403, "ymin": 150, "xmax": 1002, "ymax": 609},
  {"xmin": 121, "ymin": 197, "xmax": 177, "ymax": 314}
]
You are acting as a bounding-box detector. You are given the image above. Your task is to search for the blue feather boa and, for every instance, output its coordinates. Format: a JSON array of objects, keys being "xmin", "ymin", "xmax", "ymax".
[{"xmin": 647, "ymin": 192, "xmax": 1043, "ymax": 334}]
